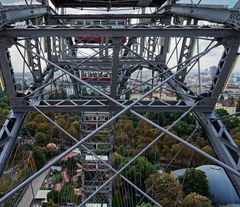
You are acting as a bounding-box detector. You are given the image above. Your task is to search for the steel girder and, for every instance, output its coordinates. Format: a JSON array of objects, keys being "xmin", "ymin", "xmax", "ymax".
[
  {"xmin": 0, "ymin": 5, "xmax": 48, "ymax": 27},
  {"xmin": 160, "ymin": 3, "xmax": 240, "ymax": 29},
  {"xmin": 12, "ymin": 99, "xmax": 213, "ymax": 113},
  {"xmin": 25, "ymin": 37, "xmax": 43, "ymax": 83},
  {"xmin": 196, "ymin": 111, "xmax": 240, "ymax": 195},
  {"xmin": 56, "ymin": 58, "xmax": 158, "ymax": 66},
  {"xmin": 197, "ymin": 39, "xmax": 240, "ymax": 195},
  {"xmin": 0, "ymin": 43, "xmax": 26, "ymax": 106},
  {"xmin": 0, "ymin": 41, "xmax": 27, "ymax": 175},
  {"xmin": 52, "ymin": 14, "xmax": 164, "ymax": 20},
  {"xmin": 0, "ymin": 25, "xmax": 237, "ymax": 38},
  {"xmin": 175, "ymin": 20, "xmax": 196, "ymax": 82},
  {"xmin": 0, "ymin": 111, "xmax": 26, "ymax": 176},
  {"xmin": 208, "ymin": 39, "xmax": 240, "ymax": 103},
  {"xmin": 111, "ymin": 38, "xmax": 121, "ymax": 99},
  {"xmin": 0, "ymin": 26, "xmax": 53, "ymax": 175}
]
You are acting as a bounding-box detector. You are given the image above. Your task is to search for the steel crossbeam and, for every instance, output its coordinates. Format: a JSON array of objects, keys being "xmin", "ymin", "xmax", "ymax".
[
  {"xmin": 12, "ymin": 99, "xmax": 213, "ymax": 113},
  {"xmin": 0, "ymin": 5, "xmax": 48, "ymax": 27},
  {"xmin": 52, "ymin": 14, "xmax": 164, "ymax": 20},
  {"xmin": 159, "ymin": 3, "xmax": 240, "ymax": 29},
  {"xmin": 0, "ymin": 25, "xmax": 237, "ymax": 38},
  {"xmin": 175, "ymin": 20, "xmax": 196, "ymax": 82},
  {"xmin": 0, "ymin": 111, "xmax": 26, "ymax": 176}
]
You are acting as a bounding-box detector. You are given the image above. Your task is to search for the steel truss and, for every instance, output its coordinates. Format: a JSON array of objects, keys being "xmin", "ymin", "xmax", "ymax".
[{"xmin": 1, "ymin": 1, "xmax": 240, "ymax": 206}]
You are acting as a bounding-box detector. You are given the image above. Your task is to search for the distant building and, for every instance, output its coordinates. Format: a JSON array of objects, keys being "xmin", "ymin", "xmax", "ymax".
[
  {"xmin": 210, "ymin": 66, "xmax": 218, "ymax": 78},
  {"xmin": 204, "ymin": 68, "xmax": 209, "ymax": 76},
  {"xmin": 216, "ymin": 99, "xmax": 236, "ymax": 115},
  {"xmin": 31, "ymin": 190, "xmax": 51, "ymax": 207}
]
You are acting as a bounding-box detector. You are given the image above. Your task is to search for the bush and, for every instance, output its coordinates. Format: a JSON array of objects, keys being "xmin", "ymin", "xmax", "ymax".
[
  {"xmin": 180, "ymin": 192, "xmax": 212, "ymax": 207},
  {"xmin": 180, "ymin": 169, "xmax": 210, "ymax": 197},
  {"xmin": 145, "ymin": 173, "xmax": 183, "ymax": 207}
]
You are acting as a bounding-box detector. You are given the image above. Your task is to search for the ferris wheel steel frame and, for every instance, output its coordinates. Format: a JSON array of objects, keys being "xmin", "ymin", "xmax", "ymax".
[{"xmin": 0, "ymin": 0, "xmax": 240, "ymax": 206}]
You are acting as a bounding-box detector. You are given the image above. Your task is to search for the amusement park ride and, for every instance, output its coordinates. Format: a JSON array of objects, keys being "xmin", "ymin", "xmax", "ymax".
[{"xmin": 0, "ymin": 0, "xmax": 240, "ymax": 206}]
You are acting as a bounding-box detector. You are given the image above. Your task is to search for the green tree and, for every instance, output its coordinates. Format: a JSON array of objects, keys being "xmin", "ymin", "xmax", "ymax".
[
  {"xmin": 180, "ymin": 169, "xmax": 210, "ymax": 197},
  {"xmin": 236, "ymin": 97, "xmax": 240, "ymax": 112},
  {"xmin": 172, "ymin": 121, "xmax": 195, "ymax": 137},
  {"xmin": 47, "ymin": 190, "xmax": 60, "ymax": 204},
  {"xmin": 54, "ymin": 172, "xmax": 63, "ymax": 183},
  {"xmin": 215, "ymin": 109, "xmax": 229, "ymax": 117},
  {"xmin": 180, "ymin": 192, "xmax": 212, "ymax": 207},
  {"xmin": 113, "ymin": 153, "xmax": 156, "ymax": 189},
  {"xmin": 35, "ymin": 132, "xmax": 48, "ymax": 147},
  {"xmin": 223, "ymin": 117, "xmax": 240, "ymax": 131},
  {"xmin": 59, "ymin": 184, "xmax": 80, "ymax": 204},
  {"xmin": 33, "ymin": 146, "xmax": 47, "ymax": 170},
  {"xmin": 145, "ymin": 173, "xmax": 183, "ymax": 207}
]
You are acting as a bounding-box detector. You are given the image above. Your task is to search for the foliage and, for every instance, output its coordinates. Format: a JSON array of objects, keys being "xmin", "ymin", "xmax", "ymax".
[
  {"xmin": 180, "ymin": 169, "xmax": 210, "ymax": 197},
  {"xmin": 146, "ymin": 112, "xmax": 195, "ymax": 127},
  {"xmin": 32, "ymin": 146, "xmax": 49, "ymax": 170},
  {"xmin": 113, "ymin": 152, "xmax": 156, "ymax": 189},
  {"xmin": 145, "ymin": 173, "xmax": 183, "ymax": 207},
  {"xmin": 47, "ymin": 183, "xmax": 80, "ymax": 205},
  {"xmin": 172, "ymin": 120, "xmax": 195, "ymax": 137},
  {"xmin": 236, "ymin": 97, "xmax": 240, "ymax": 112},
  {"xmin": 54, "ymin": 172, "xmax": 63, "ymax": 183},
  {"xmin": 215, "ymin": 109, "xmax": 229, "ymax": 117},
  {"xmin": 0, "ymin": 90, "xmax": 9, "ymax": 109},
  {"xmin": 65, "ymin": 157, "xmax": 78, "ymax": 177},
  {"xmin": 180, "ymin": 193, "xmax": 212, "ymax": 207},
  {"xmin": 0, "ymin": 90, "xmax": 9, "ymax": 126},
  {"xmin": 59, "ymin": 183, "xmax": 80, "ymax": 204},
  {"xmin": 35, "ymin": 132, "xmax": 49, "ymax": 147},
  {"xmin": 47, "ymin": 190, "xmax": 60, "ymax": 204},
  {"xmin": 223, "ymin": 117, "xmax": 240, "ymax": 132}
]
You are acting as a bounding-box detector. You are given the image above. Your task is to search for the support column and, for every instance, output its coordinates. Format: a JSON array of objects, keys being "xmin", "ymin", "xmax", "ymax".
[
  {"xmin": 175, "ymin": 20, "xmax": 196, "ymax": 82},
  {"xmin": 80, "ymin": 112, "xmax": 113, "ymax": 206},
  {"xmin": 111, "ymin": 38, "xmax": 121, "ymax": 99},
  {"xmin": 0, "ymin": 112, "xmax": 26, "ymax": 175}
]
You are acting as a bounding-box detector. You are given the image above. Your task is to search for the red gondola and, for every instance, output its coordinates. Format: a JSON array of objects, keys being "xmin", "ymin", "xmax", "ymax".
[
  {"xmin": 81, "ymin": 71, "xmax": 112, "ymax": 82},
  {"xmin": 75, "ymin": 19, "xmax": 127, "ymax": 43}
]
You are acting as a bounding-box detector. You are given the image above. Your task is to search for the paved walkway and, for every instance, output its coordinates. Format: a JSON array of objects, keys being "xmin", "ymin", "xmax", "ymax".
[{"xmin": 17, "ymin": 169, "xmax": 50, "ymax": 207}]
